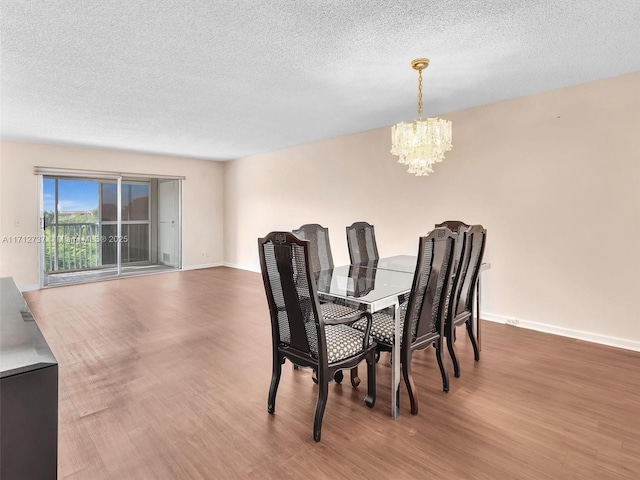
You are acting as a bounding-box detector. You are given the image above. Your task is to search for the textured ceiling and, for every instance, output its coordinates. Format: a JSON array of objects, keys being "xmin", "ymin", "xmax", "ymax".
[{"xmin": 1, "ymin": 1, "xmax": 639, "ymax": 161}]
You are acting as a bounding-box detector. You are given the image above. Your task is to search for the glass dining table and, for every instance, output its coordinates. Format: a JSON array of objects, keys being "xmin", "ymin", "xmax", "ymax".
[
  {"xmin": 316, "ymin": 255, "xmax": 490, "ymax": 418},
  {"xmin": 315, "ymin": 259, "xmax": 415, "ymax": 418}
]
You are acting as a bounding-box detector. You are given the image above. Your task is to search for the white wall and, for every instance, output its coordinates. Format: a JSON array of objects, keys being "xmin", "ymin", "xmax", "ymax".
[
  {"xmin": 224, "ymin": 72, "xmax": 640, "ymax": 348},
  {"xmin": 0, "ymin": 140, "xmax": 224, "ymax": 288}
]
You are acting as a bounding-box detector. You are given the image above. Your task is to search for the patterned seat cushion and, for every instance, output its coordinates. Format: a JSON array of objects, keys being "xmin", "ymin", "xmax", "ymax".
[
  {"xmin": 325, "ymin": 324, "xmax": 369, "ymax": 363},
  {"xmin": 320, "ymin": 302, "xmax": 358, "ymax": 320},
  {"xmin": 279, "ymin": 302, "xmax": 358, "ymax": 345},
  {"xmin": 278, "ymin": 303, "xmax": 371, "ymax": 362},
  {"xmin": 353, "ymin": 304, "xmax": 407, "ymax": 346}
]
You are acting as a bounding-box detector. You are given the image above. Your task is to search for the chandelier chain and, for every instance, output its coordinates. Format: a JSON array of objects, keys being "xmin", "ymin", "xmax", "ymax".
[{"xmin": 417, "ymin": 68, "xmax": 423, "ymax": 119}]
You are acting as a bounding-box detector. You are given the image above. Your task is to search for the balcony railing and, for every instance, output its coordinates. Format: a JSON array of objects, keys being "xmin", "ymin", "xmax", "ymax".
[
  {"xmin": 44, "ymin": 223, "xmax": 150, "ymax": 273},
  {"xmin": 44, "ymin": 223, "xmax": 101, "ymax": 272}
]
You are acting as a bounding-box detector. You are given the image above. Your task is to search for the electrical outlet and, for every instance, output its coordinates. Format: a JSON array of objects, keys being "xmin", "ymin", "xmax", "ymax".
[{"xmin": 506, "ymin": 318, "xmax": 519, "ymax": 326}]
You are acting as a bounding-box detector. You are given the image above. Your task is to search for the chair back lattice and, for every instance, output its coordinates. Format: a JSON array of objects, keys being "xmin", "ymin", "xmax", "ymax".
[
  {"xmin": 346, "ymin": 222, "xmax": 379, "ymax": 265},
  {"xmin": 258, "ymin": 232, "xmax": 322, "ymax": 360},
  {"xmin": 292, "ymin": 224, "xmax": 334, "ymax": 272},
  {"xmin": 435, "ymin": 220, "xmax": 470, "ymax": 279},
  {"xmin": 404, "ymin": 228, "xmax": 456, "ymax": 344},
  {"xmin": 452, "ymin": 225, "xmax": 487, "ymax": 318}
]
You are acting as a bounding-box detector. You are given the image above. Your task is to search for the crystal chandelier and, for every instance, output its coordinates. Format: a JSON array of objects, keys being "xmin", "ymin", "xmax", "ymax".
[{"xmin": 390, "ymin": 58, "xmax": 452, "ymax": 176}]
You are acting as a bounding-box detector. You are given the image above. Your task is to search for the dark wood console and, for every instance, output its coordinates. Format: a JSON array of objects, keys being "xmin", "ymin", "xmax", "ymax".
[{"xmin": 1, "ymin": 277, "xmax": 58, "ymax": 479}]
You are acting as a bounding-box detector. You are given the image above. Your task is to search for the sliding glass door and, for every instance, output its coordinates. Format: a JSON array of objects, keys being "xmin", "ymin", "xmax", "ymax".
[
  {"xmin": 100, "ymin": 181, "xmax": 151, "ymax": 266},
  {"xmin": 41, "ymin": 175, "xmax": 181, "ymax": 286}
]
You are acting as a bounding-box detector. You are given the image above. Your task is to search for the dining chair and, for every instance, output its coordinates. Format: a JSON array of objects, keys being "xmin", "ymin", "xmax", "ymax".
[
  {"xmin": 445, "ymin": 224, "xmax": 487, "ymax": 378},
  {"xmin": 258, "ymin": 231, "xmax": 377, "ymax": 441},
  {"xmin": 346, "ymin": 221, "xmax": 379, "ymax": 265},
  {"xmin": 353, "ymin": 227, "xmax": 456, "ymax": 415},
  {"xmin": 293, "ymin": 224, "xmax": 360, "ymax": 334},
  {"xmin": 292, "ymin": 224, "xmax": 334, "ymax": 273}
]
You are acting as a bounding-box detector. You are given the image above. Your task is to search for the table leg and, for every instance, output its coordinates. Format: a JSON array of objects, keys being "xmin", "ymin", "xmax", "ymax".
[{"xmin": 391, "ymin": 301, "xmax": 401, "ymax": 418}]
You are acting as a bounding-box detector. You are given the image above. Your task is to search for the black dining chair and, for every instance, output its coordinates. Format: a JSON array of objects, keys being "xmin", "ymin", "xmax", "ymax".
[
  {"xmin": 293, "ymin": 223, "xmax": 359, "ymax": 323},
  {"xmin": 292, "ymin": 224, "xmax": 334, "ymax": 273},
  {"xmin": 445, "ymin": 225, "xmax": 486, "ymax": 378},
  {"xmin": 353, "ymin": 227, "xmax": 456, "ymax": 414},
  {"xmin": 292, "ymin": 224, "xmax": 360, "ymax": 384},
  {"xmin": 258, "ymin": 231, "xmax": 377, "ymax": 441},
  {"xmin": 346, "ymin": 221, "xmax": 379, "ymax": 265}
]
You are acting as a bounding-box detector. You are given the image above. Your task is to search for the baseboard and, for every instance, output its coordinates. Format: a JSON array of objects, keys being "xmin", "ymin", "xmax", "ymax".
[
  {"xmin": 481, "ymin": 312, "xmax": 640, "ymax": 352},
  {"xmin": 223, "ymin": 262, "xmax": 260, "ymax": 273},
  {"xmin": 182, "ymin": 262, "xmax": 224, "ymax": 271},
  {"xmin": 19, "ymin": 284, "xmax": 40, "ymax": 292}
]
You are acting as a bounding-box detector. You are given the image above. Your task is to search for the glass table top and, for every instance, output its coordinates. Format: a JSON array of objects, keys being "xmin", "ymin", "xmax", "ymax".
[
  {"xmin": 315, "ymin": 264, "xmax": 413, "ymax": 311},
  {"xmin": 354, "ymin": 255, "xmax": 418, "ymax": 274}
]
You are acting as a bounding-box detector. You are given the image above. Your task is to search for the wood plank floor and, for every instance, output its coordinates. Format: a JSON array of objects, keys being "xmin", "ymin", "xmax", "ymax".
[{"xmin": 24, "ymin": 267, "xmax": 640, "ymax": 480}]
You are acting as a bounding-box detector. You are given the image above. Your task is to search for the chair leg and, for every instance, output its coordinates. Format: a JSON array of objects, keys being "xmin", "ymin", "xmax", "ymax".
[
  {"xmin": 350, "ymin": 367, "xmax": 361, "ymax": 387},
  {"xmin": 334, "ymin": 370, "xmax": 344, "ymax": 384},
  {"xmin": 313, "ymin": 373, "xmax": 329, "ymax": 442},
  {"xmin": 447, "ymin": 328, "xmax": 460, "ymax": 378},
  {"xmin": 365, "ymin": 352, "xmax": 376, "ymax": 408},
  {"xmin": 466, "ymin": 320, "xmax": 480, "ymax": 361},
  {"xmin": 402, "ymin": 351, "xmax": 419, "ymax": 415},
  {"xmin": 436, "ymin": 341, "xmax": 449, "ymax": 393},
  {"xmin": 268, "ymin": 356, "xmax": 283, "ymax": 414}
]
